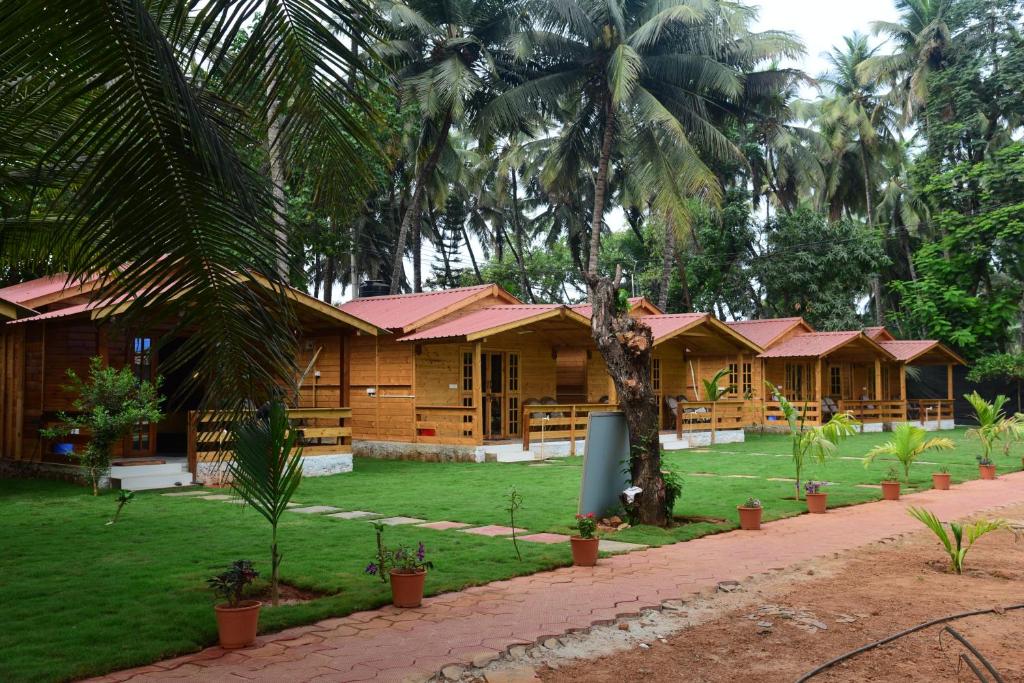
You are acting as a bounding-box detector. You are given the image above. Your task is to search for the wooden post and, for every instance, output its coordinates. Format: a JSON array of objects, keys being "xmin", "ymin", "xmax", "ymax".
[
  {"xmin": 569, "ymin": 404, "xmax": 577, "ymax": 456},
  {"xmin": 676, "ymin": 402, "xmax": 682, "ymax": 439},
  {"xmin": 522, "ymin": 405, "xmax": 530, "ymax": 451},
  {"xmin": 187, "ymin": 411, "xmax": 197, "ymax": 476},
  {"xmin": 899, "ymin": 365, "xmax": 907, "ymax": 420},
  {"xmin": 946, "ymin": 363, "xmax": 955, "ymax": 424},
  {"xmin": 814, "ymin": 358, "xmax": 822, "ymax": 425},
  {"xmin": 711, "ymin": 401, "xmax": 717, "ymax": 445},
  {"xmin": 874, "ymin": 358, "xmax": 882, "ymax": 401},
  {"xmin": 472, "ymin": 341, "xmax": 482, "ymax": 444}
]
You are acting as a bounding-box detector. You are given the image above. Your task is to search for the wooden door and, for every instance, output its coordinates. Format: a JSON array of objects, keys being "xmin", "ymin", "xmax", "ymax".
[
  {"xmin": 125, "ymin": 336, "xmax": 157, "ymax": 456},
  {"xmin": 481, "ymin": 352, "xmax": 504, "ymax": 440}
]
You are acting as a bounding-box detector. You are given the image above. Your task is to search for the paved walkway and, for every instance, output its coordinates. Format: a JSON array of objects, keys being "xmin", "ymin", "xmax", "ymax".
[{"xmin": 97, "ymin": 472, "xmax": 1024, "ymax": 683}]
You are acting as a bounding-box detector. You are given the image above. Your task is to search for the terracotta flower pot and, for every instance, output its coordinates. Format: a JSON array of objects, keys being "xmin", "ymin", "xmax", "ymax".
[
  {"xmin": 214, "ymin": 600, "xmax": 261, "ymax": 649},
  {"xmin": 805, "ymin": 493, "xmax": 828, "ymax": 514},
  {"xmin": 979, "ymin": 464, "xmax": 996, "ymax": 480},
  {"xmin": 570, "ymin": 536, "xmax": 600, "ymax": 566},
  {"xmin": 737, "ymin": 505, "xmax": 762, "ymax": 530},
  {"xmin": 389, "ymin": 569, "xmax": 427, "ymax": 608},
  {"xmin": 881, "ymin": 481, "xmax": 901, "ymax": 501},
  {"xmin": 932, "ymin": 472, "xmax": 951, "ymax": 490}
]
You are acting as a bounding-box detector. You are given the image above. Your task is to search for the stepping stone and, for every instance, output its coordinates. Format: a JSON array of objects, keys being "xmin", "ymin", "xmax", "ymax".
[
  {"xmin": 374, "ymin": 516, "xmax": 426, "ymax": 526},
  {"xmin": 690, "ymin": 472, "xmax": 717, "ymax": 477},
  {"xmin": 516, "ymin": 532, "xmax": 571, "ymax": 544},
  {"xmin": 417, "ymin": 521, "xmax": 471, "ymax": 530},
  {"xmin": 288, "ymin": 505, "xmax": 342, "ymax": 514},
  {"xmin": 328, "ymin": 510, "xmax": 381, "ymax": 520},
  {"xmin": 767, "ymin": 477, "xmax": 797, "ymax": 482},
  {"xmin": 724, "ymin": 474, "xmax": 758, "ymax": 479},
  {"xmin": 598, "ymin": 539, "xmax": 647, "ymax": 554},
  {"xmin": 285, "ymin": 502, "xmax": 303, "ymax": 508},
  {"xmin": 199, "ymin": 494, "xmax": 232, "ymax": 501},
  {"xmin": 222, "ymin": 499, "xmax": 248, "ymax": 505},
  {"xmin": 855, "ymin": 484, "xmax": 882, "ymax": 489},
  {"xmin": 460, "ymin": 525, "xmax": 528, "ymax": 537},
  {"xmin": 161, "ymin": 490, "xmax": 209, "ymax": 497}
]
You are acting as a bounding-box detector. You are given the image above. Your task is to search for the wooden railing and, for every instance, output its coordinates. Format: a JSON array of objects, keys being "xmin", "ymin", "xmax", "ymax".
[
  {"xmin": 187, "ymin": 407, "xmax": 351, "ymax": 474},
  {"xmin": 522, "ymin": 403, "xmax": 612, "ymax": 455},
  {"xmin": 674, "ymin": 400, "xmax": 746, "ymax": 442},
  {"xmin": 837, "ymin": 400, "xmax": 906, "ymax": 425},
  {"xmin": 414, "ymin": 405, "xmax": 478, "ymax": 445},
  {"xmin": 911, "ymin": 399, "xmax": 955, "ymax": 428},
  {"xmin": 761, "ymin": 400, "xmax": 821, "ymax": 426}
]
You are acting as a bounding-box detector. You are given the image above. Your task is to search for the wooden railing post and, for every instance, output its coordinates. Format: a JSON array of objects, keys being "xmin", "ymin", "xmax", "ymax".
[
  {"xmin": 523, "ymin": 407, "xmax": 531, "ymax": 451},
  {"xmin": 187, "ymin": 410, "xmax": 197, "ymax": 476},
  {"xmin": 676, "ymin": 403, "xmax": 682, "ymax": 439},
  {"xmin": 711, "ymin": 402, "xmax": 717, "ymax": 444},
  {"xmin": 569, "ymin": 405, "xmax": 577, "ymax": 456}
]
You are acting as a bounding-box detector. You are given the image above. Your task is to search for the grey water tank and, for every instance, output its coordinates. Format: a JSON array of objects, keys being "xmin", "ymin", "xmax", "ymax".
[{"xmin": 578, "ymin": 411, "xmax": 631, "ymax": 516}]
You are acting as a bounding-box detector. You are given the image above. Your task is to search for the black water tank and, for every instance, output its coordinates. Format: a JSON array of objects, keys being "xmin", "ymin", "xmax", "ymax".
[{"xmin": 358, "ymin": 280, "xmax": 390, "ymax": 298}]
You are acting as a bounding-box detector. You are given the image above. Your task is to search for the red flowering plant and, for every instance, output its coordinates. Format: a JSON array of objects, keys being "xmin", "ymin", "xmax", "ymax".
[
  {"xmin": 365, "ymin": 522, "xmax": 433, "ymax": 582},
  {"xmin": 574, "ymin": 513, "xmax": 598, "ymax": 539}
]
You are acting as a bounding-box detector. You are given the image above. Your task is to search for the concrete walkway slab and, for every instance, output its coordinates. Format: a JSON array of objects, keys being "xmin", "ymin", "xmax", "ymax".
[
  {"xmin": 198, "ymin": 494, "xmax": 231, "ymax": 501},
  {"xmin": 288, "ymin": 505, "xmax": 342, "ymax": 514},
  {"xmin": 160, "ymin": 490, "xmax": 209, "ymax": 497},
  {"xmin": 328, "ymin": 510, "xmax": 380, "ymax": 520},
  {"xmin": 598, "ymin": 539, "xmax": 648, "ymax": 553},
  {"xmin": 417, "ymin": 521, "xmax": 472, "ymax": 530},
  {"xmin": 517, "ymin": 533, "xmax": 571, "ymax": 544},
  {"xmin": 460, "ymin": 525, "xmax": 529, "ymax": 537},
  {"xmin": 375, "ymin": 516, "xmax": 427, "ymax": 526},
  {"xmin": 102, "ymin": 473, "xmax": 1024, "ymax": 683}
]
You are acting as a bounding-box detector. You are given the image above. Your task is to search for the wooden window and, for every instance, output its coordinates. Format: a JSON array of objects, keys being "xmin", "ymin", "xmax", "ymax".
[
  {"xmin": 880, "ymin": 365, "xmax": 890, "ymax": 400},
  {"xmin": 132, "ymin": 337, "xmax": 153, "ymax": 382},
  {"xmin": 508, "ymin": 396, "xmax": 519, "ymax": 436},
  {"xmin": 867, "ymin": 371, "xmax": 876, "ymax": 399},
  {"xmin": 651, "ymin": 358, "xmax": 661, "ymax": 392},
  {"xmin": 727, "ymin": 363, "xmax": 738, "ymax": 396},
  {"xmin": 462, "ymin": 351, "xmax": 473, "ymax": 392},
  {"xmin": 830, "ymin": 366, "xmax": 842, "ymax": 397},
  {"xmin": 741, "ymin": 362, "xmax": 753, "ymax": 397},
  {"xmin": 785, "ymin": 363, "xmax": 806, "ymax": 400},
  {"xmin": 508, "ymin": 353, "xmax": 519, "ymax": 392}
]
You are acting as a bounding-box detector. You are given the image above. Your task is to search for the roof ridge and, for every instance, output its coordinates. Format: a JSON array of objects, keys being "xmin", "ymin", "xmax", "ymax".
[{"xmin": 345, "ymin": 283, "xmax": 491, "ymax": 303}]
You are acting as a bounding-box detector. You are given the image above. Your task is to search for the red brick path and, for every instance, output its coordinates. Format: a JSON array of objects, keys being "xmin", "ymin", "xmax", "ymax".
[{"xmin": 95, "ymin": 473, "xmax": 1024, "ymax": 682}]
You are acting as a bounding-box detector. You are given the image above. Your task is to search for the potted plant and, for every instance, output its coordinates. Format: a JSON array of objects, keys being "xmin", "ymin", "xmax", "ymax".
[
  {"xmin": 570, "ymin": 513, "xmax": 600, "ymax": 566},
  {"xmin": 365, "ymin": 522, "xmax": 433, "ymax": 608},
  {"xmin": 978, "ymin": 456, "xmax": 996, "ymax": 480},
  {"xmin": 932, "ymin": 466, "xmax": 952, "ymax": 490},
  {"xmin": 805, "ymin": 481, "xmax": 828, "ymax": 513},
  {"xmin": 737, "ymin": 497, "xmax": 762, "ymax": 530},
  {"xmin": 208, "ymin": 560, "xmax": 261, "ymax": 649},
  {"xmin": 880, "ymin": 466, "xmax": 901, "ymax": 501}
]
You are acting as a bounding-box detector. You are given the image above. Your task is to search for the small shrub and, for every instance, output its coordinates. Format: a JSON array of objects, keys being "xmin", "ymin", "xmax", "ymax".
[
  {"xmin": 662, "ymin": 469, "xmax": 683, "ymax": 519},
  {"xmin": 506, "ymin": 486, "xmax": 524, "ymax": 561},
  {"xmin": 884, "ymin": 466, "xmax": 901, "ymax": 483},
  {"xmin": 742, "ymin": 497, "xmax": 761, "ymax": 509},
  {"xmin": 908, "ymin": 507, "xmax": 1006, "ymax": 574},
  {"xmin": 107, "ymin": 490, "xmax": 134, "ymax": 525},
  {"xmin": 804, "ymin": 480, "xmax": 826, "ymax": 495},
  {"xmin": 574, "ymin": 513, "xmax": 597, "ymax": 539},
  {"xmin": 208, "ymin": 560, "xmax": 259, "ymax": 607}
]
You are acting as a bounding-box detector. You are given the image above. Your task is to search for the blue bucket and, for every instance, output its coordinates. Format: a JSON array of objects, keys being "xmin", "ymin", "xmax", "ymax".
[{"xmin": 53, "ymin": 442, "xmax": 74, "ymax": 455}]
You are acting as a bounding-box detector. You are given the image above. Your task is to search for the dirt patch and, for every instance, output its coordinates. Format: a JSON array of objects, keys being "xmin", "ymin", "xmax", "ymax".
[
  {"xmin": 459, "ymin": 503, "xmax": 1024, "ymax": 683},
  {"xmin": 535, "ymin": 505, "xmax": 1024, "ymax": 683},
  {"xmin": 671, "ymin": 515, "xmax": 727, "ymax": 525},
  {"xmin": 251, "ymin": 582, "xmax": 333, "ymax": 606}
]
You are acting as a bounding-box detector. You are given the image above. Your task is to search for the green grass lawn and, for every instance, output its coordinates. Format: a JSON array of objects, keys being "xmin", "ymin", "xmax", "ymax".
[{"xmin": 1, "ymin": 428, "xmax": 1019, "ymax": 682}]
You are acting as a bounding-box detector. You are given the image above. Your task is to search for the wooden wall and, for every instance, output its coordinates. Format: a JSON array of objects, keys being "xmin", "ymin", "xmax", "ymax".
[
  {"xmin": 349, "ymin": 334, "xmax": 417, "ymax": 442},
  {"xmin": 294, "ymin": 331, "xmax": 348, "ymax": 409}
]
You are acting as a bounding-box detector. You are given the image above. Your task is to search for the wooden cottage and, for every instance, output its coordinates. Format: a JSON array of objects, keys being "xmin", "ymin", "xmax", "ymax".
[{"xmin": 0, "ymin": 273, "xmax": 379, "ymax": 488}]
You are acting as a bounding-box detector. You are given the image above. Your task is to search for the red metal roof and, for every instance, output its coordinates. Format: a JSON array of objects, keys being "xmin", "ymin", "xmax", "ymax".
[
  {"xmin": 338, "ymin": 284, "xmax": 516, "ymax": 331},
  {"xmin": 863, "ymin": 326, "xmax": 895, "ymax": 341},
  {"xmin": 570, "ymin": 296, "xmax": 660, "ymax": 318},
  {"xmin": 878, "ymin": 340, "xmax": 965, "ymax": 364},
  {"xmin": 758, "ymin": 331, "xmax": 893, "ymax": 359},
  {"xmin": 399, "ymin": 305, "xmax": 579, "ymax": 342},
  {"xmin": 640, "ymin": 313, "xmax": 708, "ymax": 341},
  {"xmin": 0, "ymin": 273, "xmax": 102, "ymax": 307},
  {"xmin": 5, "ymin": 300, "xmax": 101, "ymax": 325},
  {"xmin": 726, "ymin": 317, "xmax": 811, "ymax": 348}
]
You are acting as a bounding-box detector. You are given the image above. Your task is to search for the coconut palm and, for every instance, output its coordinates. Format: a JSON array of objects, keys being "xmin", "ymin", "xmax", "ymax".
[
  {"xmin": 908, "ymin": 507, "xmax": 1006, "ymax": 575},
  {"xmin": 485, "ymin": 0, "xmax": 803, "ymax": 291},
  {"xmin": 863, "ymin": 423, "xmax": 954, "ymax": 484},
  {"xmin": 858, "ymin": 0, "xmax": 953, "ymax": 124},
  {"xmin": 229, "ymin": 401, "xmax": 304, "ymax": 607},
  {"xmin": 768, "ymin": 383, "xmax": 859, "ymax": 499},
  {"xmin": 375, "ymin": 0, "xmax": 527, "ymax": 293},
  {"xmin": 702, "ymin": 368, "xmax": 734, "ymax": 402},
  {"xmin": 964, "ymin": 392, "xmax": 1013, "ymax": 465},
  {"xmin": 1, "ymin": 0, "xmax": 381, "ymax": 407}
]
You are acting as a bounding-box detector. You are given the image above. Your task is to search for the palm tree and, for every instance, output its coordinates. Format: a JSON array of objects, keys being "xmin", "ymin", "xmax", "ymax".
[
  {"xmin": 374, "ymin": 0, "xmax": 526, "ymax": 293},
  {"xmin": 486, "ymin": 0, "xmax": 802, "ymax": 294},
  {"xmin": 859, "ymin": 0, "xmax": 953, "ymax": 125},
  {"xmin": 229, "ymin": 401, "xmax": 304, "ymax": 607},
  {"xmin": 863, "ymin": 423, "xmax": 954, "ymax": 484},
  {"xmin": 2, "ymin": 0, "xmax": 381, "ymax": 407},
  {"xmin": 964, "ymin": 392, "xmax": 1013, "ymax": 465},
  {"xmin": 817, "ymin": 33, "xmax": 898, "ymax": 323}
]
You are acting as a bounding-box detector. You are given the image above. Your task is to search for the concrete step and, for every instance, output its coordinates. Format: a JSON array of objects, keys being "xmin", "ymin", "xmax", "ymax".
[
  {"xmin": 112, "ymin": 471, "xmax": 193, "ymax": 491},
  {"xmin": 110, "ymin": 462, "xmax": 186, "ymax": 478}
]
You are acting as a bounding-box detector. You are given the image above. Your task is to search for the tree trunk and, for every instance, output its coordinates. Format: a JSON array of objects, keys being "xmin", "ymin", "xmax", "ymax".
[
  {"xmin": 676, "ymin": 256, "xmax": 692, "ymax": 312},
  {"xmin": 461, "ymin": 225, "xmax": 483, "ymax": 284},
  {"xmin": 584, "ymin": 268, "xmax": 666, "ymax": 526},
  {"xmin": 390, "ymin": 110, "xmax": 453, "ymax": 294},
  {"xmin": 510, "ymin": 169, "xmax": 535, "ymax": 302},
  {"xmin": 658, "ymin": 215, "xmax": 676, "ymax": 311},
  {"xmin": 266, "ymin": 98, "xmax": 289, "ymax": 280},
  {"xmin": 350, "ymin": 222, "xmax": 359, "ymax": 296},
  {"xmin": 859, "ymin": 140, "xmax": 883, "ymax": 326},
  {"xmin": 323, "ymin": 255, "xmax": 335, "ymax": 304},
  {"xmin": 271, "ymin": 525, "xmax": 280, "ymax": 607},
  {"xmin": 412, "ymin": 218, "xmax": 422, "ymax": 293},
  {"xmin": 587, "ymin": 98, "xmax": 616, "ymax": 295}
]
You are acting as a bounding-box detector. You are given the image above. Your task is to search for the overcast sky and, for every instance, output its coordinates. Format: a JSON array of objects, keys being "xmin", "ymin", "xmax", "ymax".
[{"xmin": 753, "ymin": 0, "xmax": 899, "ymax": 80}]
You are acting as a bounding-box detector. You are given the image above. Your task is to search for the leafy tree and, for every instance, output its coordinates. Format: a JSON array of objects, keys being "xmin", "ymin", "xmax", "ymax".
[
  {"xmin": 41, "ymin": 358, "xmax": 164, "ymax": 496},
  {"xmin": 968, "ymin": 354, "xmax": 1024, "ymax": 413}
]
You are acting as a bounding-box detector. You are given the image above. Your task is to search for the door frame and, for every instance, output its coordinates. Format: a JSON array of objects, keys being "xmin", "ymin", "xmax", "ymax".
[{"xmin": 124, "ymin": 334, "xmax": 158, "ymax": 457}]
